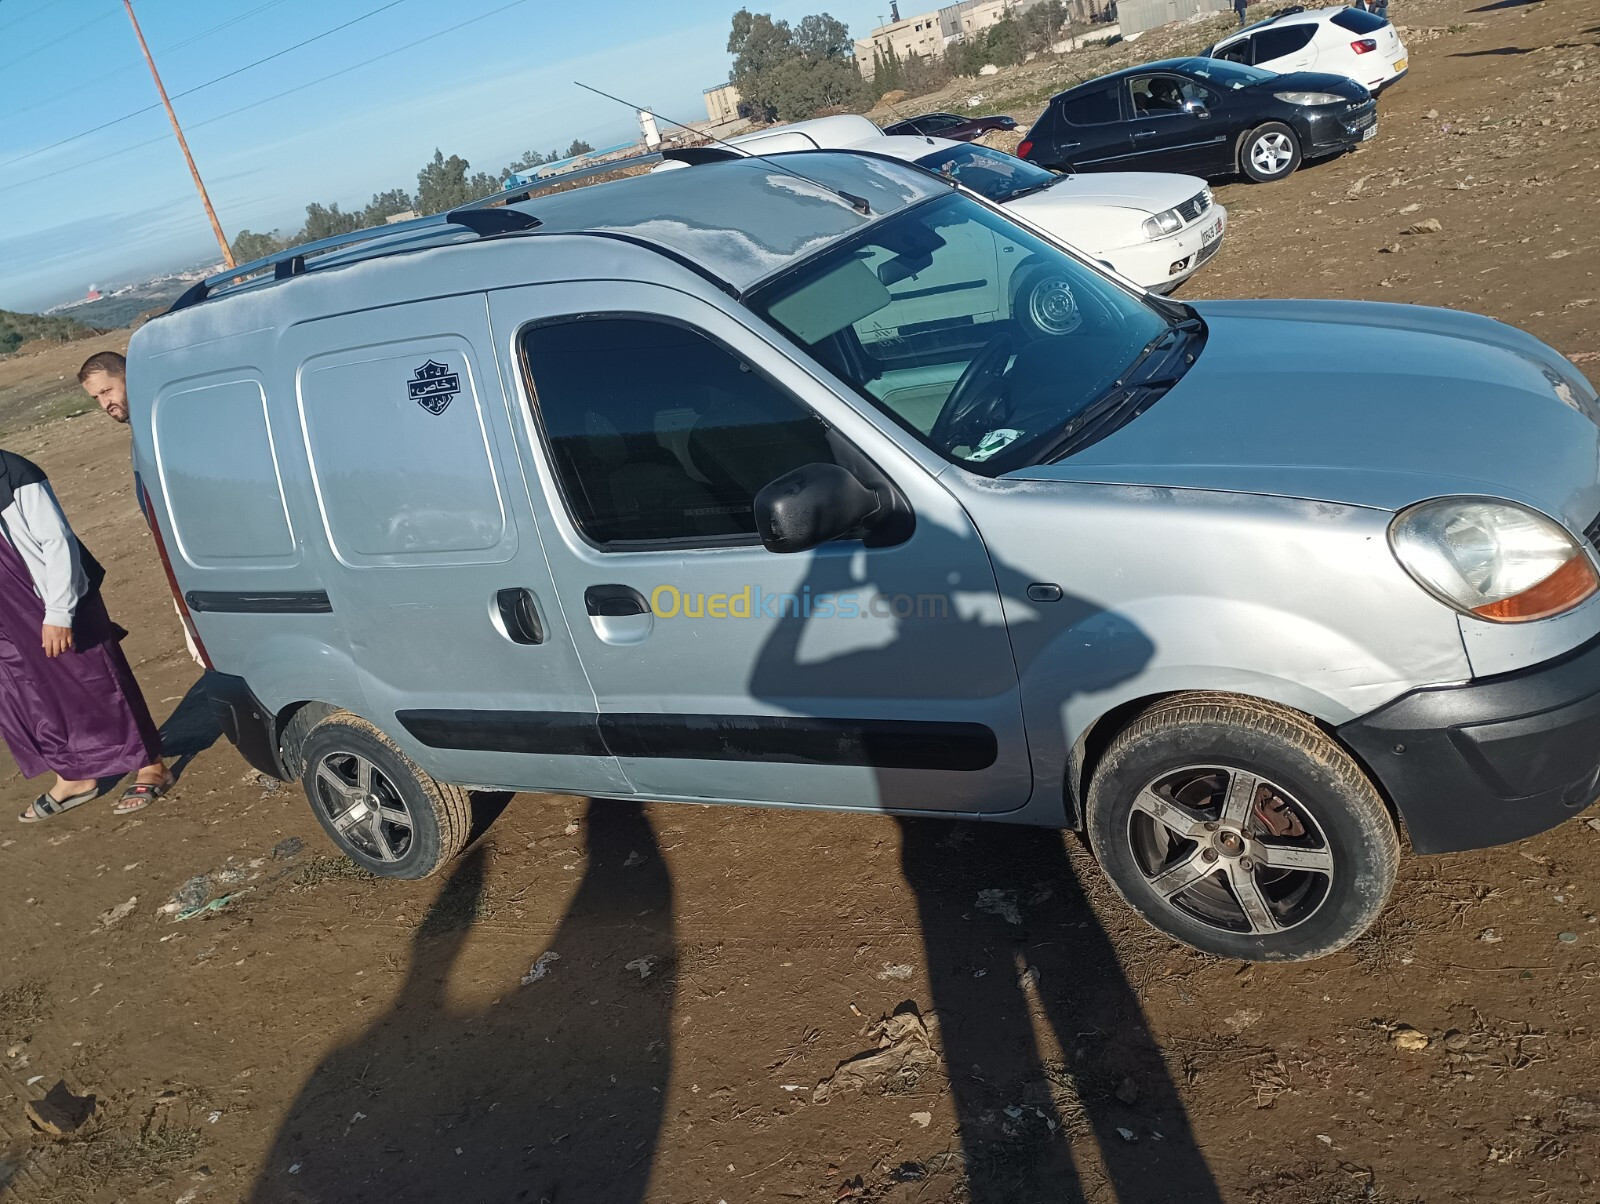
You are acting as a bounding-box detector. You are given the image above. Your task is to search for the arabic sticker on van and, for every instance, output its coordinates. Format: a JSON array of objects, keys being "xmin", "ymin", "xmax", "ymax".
[{"xmin": 408, "ymin": 359, "xmax": 461, "ymax": 414}]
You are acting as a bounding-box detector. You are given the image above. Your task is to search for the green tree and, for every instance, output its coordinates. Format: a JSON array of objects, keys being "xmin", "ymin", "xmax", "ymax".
[
  {"xmin": 729, "ymin": 9, "xmax": 865, "ymax": 122},
  {"xmin": 361, "ymin": 188, "xmax": 414, "ymax": 225},
  {"xmin": 982, "ymin": 17, "xmax": 1026, "ymax": 66},
  {"xmin": 563, "ymin": 138, "xmax": 594, "ymax": 158},
  {"xmin": 415, "ymin": 149, "xmax": 479, "ymax": 214},
  {"xmin": 768, "ymin": 54, "xmax": 866, "ymax": 120},
  {"xmin": 728, "ymin": 9, "xmax": 795, "ymax": 120},
  {"xmin": 230, "ymin": 229, "xmax": 285, "ymax": 263},
  {"xmin": 299, "ymin": 201, "xmax": 363, "ymax": 242}
]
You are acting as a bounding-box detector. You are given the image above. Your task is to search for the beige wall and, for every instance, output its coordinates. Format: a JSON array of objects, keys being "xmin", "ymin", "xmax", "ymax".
[
  {"xmin": 704, "ymin": 82, "xmax": 742, "ymax": 124},
  {"xmin": 854, "ymin": 9, "xmax": 946, "ymax": 80}
]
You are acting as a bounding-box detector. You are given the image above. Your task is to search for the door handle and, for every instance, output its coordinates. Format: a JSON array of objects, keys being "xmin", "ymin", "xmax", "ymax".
[
  {"xmin": 1132, "ymin": 130, "xmax": 1157, "ymax": 139},
  {"xmin": 494, "ymin": 587, "xmax": 544, "ymax": 645},
  {"xmin": 585, "ymin": 584, "xmax": 651, "ymax": 617}
]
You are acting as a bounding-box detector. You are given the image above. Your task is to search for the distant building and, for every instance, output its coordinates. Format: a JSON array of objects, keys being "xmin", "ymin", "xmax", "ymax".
[
  {"xmin": 85, "ymin": 285, "xmax": 102, "ymax": 302},
  {"xmin": 703, "ymin": 81, "xmax": 742, "ymax": 125},
  {"xmin": 384, "ymin": 210, "xmax": 420, "ymax": 224},
  {"xmin": 1116, "ymin": 0, "xmax": 1228, "ymax": 36},
  {"xmin": 855, "ymin": 0, "xmax": 1083, "ymax": 80}
]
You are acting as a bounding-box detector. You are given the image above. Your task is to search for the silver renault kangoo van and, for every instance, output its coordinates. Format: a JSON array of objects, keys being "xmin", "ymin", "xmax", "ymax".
[{"xmin": 129, "ymin": 151, "xmax": 1600, "ymax": 960}]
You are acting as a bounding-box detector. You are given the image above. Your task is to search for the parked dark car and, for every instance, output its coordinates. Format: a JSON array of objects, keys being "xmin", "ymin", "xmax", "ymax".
[
  {"xmin": 883, "ymin": 111, "xmax": 1018, "ymax": 141},
  {"xmin": 1017, "ymin": 56, "xmax": 1375, "ymax": 182}
]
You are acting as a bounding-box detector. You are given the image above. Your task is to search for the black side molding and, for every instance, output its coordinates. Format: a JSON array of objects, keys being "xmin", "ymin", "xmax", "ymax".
[
  {"xmin": 397, "ymin": 709, "xmax": 998, "ymax": 772},
  {"xmin": 186, "ymin": 590, "xmax": 332, "ymax": 614}
]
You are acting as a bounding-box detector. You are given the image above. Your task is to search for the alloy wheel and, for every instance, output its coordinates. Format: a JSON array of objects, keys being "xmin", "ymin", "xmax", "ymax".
[
  {"xmin": 1124, "ymin": 764, "xmax": 1335, "ymax": 936},
  {"xmin": 1250, "ymin": 132, "xmax": 1295, "ymax": 176},
  {"xmin": 310, "ymin": 750, "xmax": 415, "ymax": 863}
]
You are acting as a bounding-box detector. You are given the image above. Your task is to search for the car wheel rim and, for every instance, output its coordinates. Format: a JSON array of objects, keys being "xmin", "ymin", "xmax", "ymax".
[
  {"xmin": 1251, "ymin": 132, "xmax": 1293, "ymax": 174},
  {"xmin": 1124, "ymin": 764, "xmax": 1334, "ymax": 936},
  {"xmin": 312, "ymin": 751, "xmax": 414, "ymax": 863},
  {"xmin": 1027, "ymin": 277, "xmax": 1081, "ymax": 334}
]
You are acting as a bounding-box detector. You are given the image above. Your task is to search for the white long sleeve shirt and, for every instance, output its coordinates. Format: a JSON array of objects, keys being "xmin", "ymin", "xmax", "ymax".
[{"xmin": 0, "ymin": 450, "xmax": 89, "ymax": 628}]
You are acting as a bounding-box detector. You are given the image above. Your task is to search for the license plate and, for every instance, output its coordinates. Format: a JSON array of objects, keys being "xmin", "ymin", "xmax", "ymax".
[
  {"xmin": 1201, "ymin": 218, "xmax": 1224, "ymax": 245},
  {"xmin": 1362, "ymin": 123, "xmax": 1377, "ymax": 141},
  {"xmin": 1393, "ymin": 56, "xmax": 1407, "ymax": 72}
]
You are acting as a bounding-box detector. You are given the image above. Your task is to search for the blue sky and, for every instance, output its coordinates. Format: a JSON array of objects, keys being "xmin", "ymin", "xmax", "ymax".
[{"xmin": 0, "ymin": 0, "xmax": 887, "ymax": 312}]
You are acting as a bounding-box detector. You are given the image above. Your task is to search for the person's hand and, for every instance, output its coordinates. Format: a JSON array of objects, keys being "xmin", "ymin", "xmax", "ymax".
[{"xmin": 42, "ymin": 624, "xmax": 73, "ymax": 658}]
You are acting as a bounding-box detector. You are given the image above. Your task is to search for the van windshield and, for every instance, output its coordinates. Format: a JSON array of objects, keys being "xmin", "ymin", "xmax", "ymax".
[{"xmin": 748, "ymin": 193, "xmax": 1185, "ymax": 475}]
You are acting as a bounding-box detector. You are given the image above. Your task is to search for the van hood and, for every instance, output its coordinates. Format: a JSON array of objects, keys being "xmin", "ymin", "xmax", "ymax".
[
  {"xmin": 1007, "ymin": 171, "xmax": 1207, "ymax": 218},
  {"xmin": 1005, "ymin": 299, "xmax": 1600, "ymax": 528}
]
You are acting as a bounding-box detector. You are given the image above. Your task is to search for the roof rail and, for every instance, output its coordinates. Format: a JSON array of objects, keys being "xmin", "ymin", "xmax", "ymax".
[{"xmin": 161, "ymin": 147, "xmax": 683, "ymax": 316}]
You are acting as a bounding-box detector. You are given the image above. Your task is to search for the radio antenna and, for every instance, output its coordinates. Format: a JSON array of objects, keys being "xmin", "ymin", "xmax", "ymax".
[{"xmin": 572, "ymin": 80, "xmax": 872, "ymax": 215}]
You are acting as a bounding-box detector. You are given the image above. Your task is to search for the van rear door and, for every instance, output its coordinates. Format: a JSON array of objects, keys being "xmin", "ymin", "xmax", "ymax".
[{"xmin": 284, "ymin": 295, "xmax": 628, "ymax": 797}]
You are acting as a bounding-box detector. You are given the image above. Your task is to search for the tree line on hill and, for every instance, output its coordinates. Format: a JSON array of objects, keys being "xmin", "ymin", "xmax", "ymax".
[
  {"xmin": 0, "ymin": 309, "xmax": 100, "ymax": 357},
  {"xmin": 229, "ymin": 138, "xmax": 596, "ymax": 264}
]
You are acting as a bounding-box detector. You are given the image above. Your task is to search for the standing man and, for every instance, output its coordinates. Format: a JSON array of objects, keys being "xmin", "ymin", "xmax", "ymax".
[
  {"xmin": 3, "ymin": 449, "xmax": 173, "ymax": 821},
  {"xmin": 1234, "ymin": 0, "xmax": 1249, "ymax": 25},
  {"xmin": 79, "ymin": 351, "xmax": 204, "ymax": 667}
]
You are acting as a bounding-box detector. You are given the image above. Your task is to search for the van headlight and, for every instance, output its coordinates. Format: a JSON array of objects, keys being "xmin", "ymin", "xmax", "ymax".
[
  {"xmin": 1389, "ymin": 497, "xmax": 1598, "ymax": 622},
  {"xmin": 1142, "ymin": 208, "xmax": 1184, "ymax": 238}
]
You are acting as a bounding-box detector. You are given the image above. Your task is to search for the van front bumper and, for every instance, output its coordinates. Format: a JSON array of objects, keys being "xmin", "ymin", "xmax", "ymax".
[{"xmin": 1338, "ymin": 633, "xmax": 1600, "ymax": 854}]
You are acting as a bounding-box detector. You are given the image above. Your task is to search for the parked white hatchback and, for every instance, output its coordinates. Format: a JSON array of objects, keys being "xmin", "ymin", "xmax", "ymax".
[
  {"xmin": 1208, "ymin": 6, "xmax": 1409, "ymax": 94},
  {"xmin": 663, "ymin": 115, "xmax": 1227, "ymax": 295}
]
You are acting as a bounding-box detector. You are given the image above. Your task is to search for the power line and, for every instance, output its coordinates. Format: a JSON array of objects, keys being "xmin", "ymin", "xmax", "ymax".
[
  {"xmin": 0, "ymin": 0, "xmax": 411, "ymax": 173},
  {"xmin": 8, "ymin": 0, "xmax": 297, "ymax": 120},
  {"xmin": 0, "ymin": 7, "xmax": 117, "ymax": 72},
  {"xmin": 0, "ymin": 0, "xmax": 71, "ymax": 37},
  {"xmin": 0, "ymin": 0, "xmax": 533, "ymax": 198}
]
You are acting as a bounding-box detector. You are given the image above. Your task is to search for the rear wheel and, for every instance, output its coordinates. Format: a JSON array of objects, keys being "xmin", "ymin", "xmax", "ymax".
[
  {"xmin": 298, "ymin": 712, "xmax": 470, "ymax": 880},
  {"xmin": 1086, "ymin": 694, "xmax": 1398, "ymax": 961},
  {"xmin": 1240, "ymin": 122, "xmax": 1302, "ymax": 182}
]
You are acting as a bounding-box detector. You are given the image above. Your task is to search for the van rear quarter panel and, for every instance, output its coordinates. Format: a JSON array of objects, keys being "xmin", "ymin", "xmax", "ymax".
[{"xmin": 130, "ymin": 328, "xmax": 367, "ymax": 719}]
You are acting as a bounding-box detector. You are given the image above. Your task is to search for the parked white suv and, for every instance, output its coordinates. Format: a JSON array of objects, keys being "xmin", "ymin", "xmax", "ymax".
[
  {"xmin": 660, "ymin": 115, "xmax": 1227, "ymax": 294},
  {"xmin": 1208, "ymin": 6, "xmax": 1409, "ymax": 94}
]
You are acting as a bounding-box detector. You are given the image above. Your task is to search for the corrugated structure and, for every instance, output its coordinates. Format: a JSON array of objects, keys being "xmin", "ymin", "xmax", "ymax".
[{"xmin": 1117, "ymin": 0, "xmax": 1231, "ymax": 38}]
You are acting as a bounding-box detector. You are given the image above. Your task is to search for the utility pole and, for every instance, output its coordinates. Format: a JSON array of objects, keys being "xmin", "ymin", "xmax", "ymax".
[{"xmin": 122, "ymin": 0, "xmax": 235, "ymax": 267}]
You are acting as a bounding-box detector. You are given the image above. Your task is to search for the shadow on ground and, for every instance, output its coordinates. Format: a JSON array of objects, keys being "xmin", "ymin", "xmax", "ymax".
[{"xmin": 246, "ymin": 799, "xmax": 674, "ymax": 1203}]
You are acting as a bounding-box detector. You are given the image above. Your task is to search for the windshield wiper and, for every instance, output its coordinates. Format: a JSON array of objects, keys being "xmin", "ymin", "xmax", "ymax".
[{"xmin": 1034, "ymin": 317, "xmax": 1205, "ymax": 462}]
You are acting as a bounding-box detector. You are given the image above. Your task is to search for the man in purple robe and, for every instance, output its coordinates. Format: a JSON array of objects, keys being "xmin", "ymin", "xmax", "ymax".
[{"xmin": 2, "ymin": 449, "xmax": 172, "ymax": 822}]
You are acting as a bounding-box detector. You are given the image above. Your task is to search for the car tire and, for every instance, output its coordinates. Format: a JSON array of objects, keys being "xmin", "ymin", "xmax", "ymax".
[
  {"xmin": 298, "ymin": 711, "xmax": 471, "ymax": 880},
  {"xmin": 1085, "ymin": 693, "xmax": 1398, "ymax": 961},
  {"xmin": 1240, "ymin": 122, "xmax": 1302, "ymax": 182},
  {"xmin": 1010, "ymin": 260, "xmax": 1085, "ymax": 337}
]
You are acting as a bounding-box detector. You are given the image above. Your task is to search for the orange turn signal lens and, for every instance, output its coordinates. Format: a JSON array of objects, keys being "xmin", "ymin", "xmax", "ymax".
[{"xmin": 1471, "ymin": 552, "xmax": 1599, "ymax": 622}]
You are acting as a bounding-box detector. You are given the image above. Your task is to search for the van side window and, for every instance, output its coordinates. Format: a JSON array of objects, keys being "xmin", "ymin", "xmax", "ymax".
[
  {"xmin": 521, "ymin": 318, "xmax": 837, "ymax": 547},
  {"xmin": 1060, "ymin": 87, "xmax": 1119, "ymax": 126}
]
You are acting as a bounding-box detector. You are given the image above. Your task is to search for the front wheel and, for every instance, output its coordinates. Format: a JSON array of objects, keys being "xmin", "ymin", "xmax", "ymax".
[
  {"xmin": 1086, "ymin": 694, "xmax": 1398, "ymax": 961},
  {"xmin": 299, "ymin": 712, "xmax": 471, "ymax": 880},
  {"xmin": 1240, "ymin": 122, "xmax": 1302, "ymax": 182}
]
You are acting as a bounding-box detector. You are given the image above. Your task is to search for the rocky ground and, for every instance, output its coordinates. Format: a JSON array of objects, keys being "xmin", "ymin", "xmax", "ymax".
[{"xmin": 2, "ymin": 0, "xmax": 1599, "ymax": 1201}]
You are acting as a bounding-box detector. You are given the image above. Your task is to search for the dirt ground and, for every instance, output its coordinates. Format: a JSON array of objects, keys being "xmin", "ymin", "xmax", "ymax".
[{"xmin": 3, "ymin": 0, "xmax": 1600, "ymax": 1200}]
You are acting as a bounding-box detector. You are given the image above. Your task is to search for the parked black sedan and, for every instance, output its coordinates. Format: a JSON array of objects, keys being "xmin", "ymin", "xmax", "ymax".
[
  {"xmin": 883, "ymin": 111, "xmax": 1018, "ymax": 141},
  {"xmin": 1017, "ymin": 57, "xmax": 1375, "ymax": 182}
]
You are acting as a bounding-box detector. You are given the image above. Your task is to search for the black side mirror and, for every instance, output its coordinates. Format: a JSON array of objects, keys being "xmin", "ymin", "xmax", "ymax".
[
  {"xmin": 754, "ymin": 463, "xmax": 882, "ymax": 554},
  {"xmin": 1182, "ymin": 100, "xmax": 1210, "ymax": 118}
]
